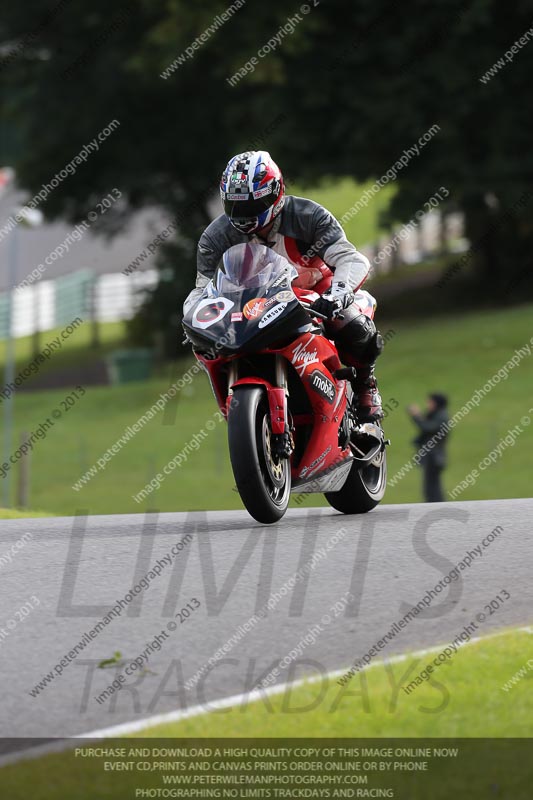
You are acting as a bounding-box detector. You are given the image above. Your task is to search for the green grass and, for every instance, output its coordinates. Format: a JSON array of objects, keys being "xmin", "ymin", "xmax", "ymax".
[
  {"xmin": 1, "ymin": 628, "xmax": 532, "ymax": 800},
  {"xmin": 137, "ymin": 627, "xmax": 533, "ymax": 738},
  {"xmin": 2, "ymin": 302, "xmax": 532, "ymax": 515},
  {"xmin": 0, "ymin": 507, "xmax": 52, "ymax": 519},
  {"xmin": 292, "ymin": 176, "xmax": 395, "ymax": 247}
]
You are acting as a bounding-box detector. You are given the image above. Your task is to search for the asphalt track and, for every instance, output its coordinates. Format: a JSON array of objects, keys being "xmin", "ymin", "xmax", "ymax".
[{"xmin": 0, "ymin": 499, "xmax": 531, "ymax": 744}]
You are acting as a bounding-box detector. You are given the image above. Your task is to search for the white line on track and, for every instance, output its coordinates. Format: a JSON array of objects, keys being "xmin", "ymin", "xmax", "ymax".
[{"xmin": 1, "ymin": 624, "xmax": 532, "ymax": 768}]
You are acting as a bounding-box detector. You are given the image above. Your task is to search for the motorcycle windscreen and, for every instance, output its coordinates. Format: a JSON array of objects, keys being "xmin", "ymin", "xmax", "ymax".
[
  {"xmin": 216, "ymin": 243, "xmax": 298, "ymax": 293},
  {"xmin": 183, "ymin": 243, "xmax": 308, "ymax": 352}
]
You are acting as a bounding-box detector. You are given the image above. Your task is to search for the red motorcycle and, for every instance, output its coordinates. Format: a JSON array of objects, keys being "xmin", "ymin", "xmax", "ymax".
[{"xmin": 182, "ymin": 243, "xmax": 387, "ymax": 524}]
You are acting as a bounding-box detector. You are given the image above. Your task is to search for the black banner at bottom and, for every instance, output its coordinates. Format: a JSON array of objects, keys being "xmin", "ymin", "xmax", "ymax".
[{"xmin": 0, "ymin": 738, "xmax": 532, "ymax": 799}]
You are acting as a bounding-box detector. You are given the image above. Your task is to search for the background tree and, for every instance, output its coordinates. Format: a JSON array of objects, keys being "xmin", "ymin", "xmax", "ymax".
[{"xmin": 1, "ymin": 0, "xmax": 532, "ymax": 355}]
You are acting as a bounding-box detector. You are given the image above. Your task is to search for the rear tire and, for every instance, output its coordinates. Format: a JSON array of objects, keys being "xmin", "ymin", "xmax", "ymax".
[
  {"xmin": 228, "ymin": 387, "xmax": 291, "ymax": 524},
  {"xmin": 325, "ymin": 430, "xmax": 387, "ymax": 514}
]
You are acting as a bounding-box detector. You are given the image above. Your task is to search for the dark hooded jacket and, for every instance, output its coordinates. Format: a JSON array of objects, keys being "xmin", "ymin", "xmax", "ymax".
[{"xmin": 412, "ymin": 405, "xmax": 449, "ymax": 468}]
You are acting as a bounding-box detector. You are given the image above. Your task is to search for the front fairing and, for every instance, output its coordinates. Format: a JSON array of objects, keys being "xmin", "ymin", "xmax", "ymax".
[{"xmin": 182, "ymin": 244, "xmax": 311, "ymax": 353}]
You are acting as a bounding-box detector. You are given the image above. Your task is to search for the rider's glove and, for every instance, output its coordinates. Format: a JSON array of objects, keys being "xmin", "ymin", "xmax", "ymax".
[{"xmin": 310, "ymin": 281, "xmax": 355, "ymax": 319}]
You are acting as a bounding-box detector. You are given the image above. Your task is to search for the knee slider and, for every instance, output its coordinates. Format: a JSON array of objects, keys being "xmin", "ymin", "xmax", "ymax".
[
  {"xmin": 351, "ymin": 330, "xmax": 383, "ymax": 364},
  {"xmin": 334, "ymin": 312, "xmax": 382, "ymax": 359},
  {"xmin": 367, "ymin": 331, "xmax": 384, "ymax": 360}
]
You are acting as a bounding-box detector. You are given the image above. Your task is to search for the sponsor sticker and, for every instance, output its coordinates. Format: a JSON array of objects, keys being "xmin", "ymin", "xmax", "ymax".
[
  {"xmin": 272, "ymin": 196, "xmax": 285, "ymax": 216},
  {"xmin": 300, "ymin": 444, "xmax": 332, "ymax": 478},
  {"xmin": 291, "ymin": 338, "xmax": 320, "ymax": 375},
  {"xmin": 226, "ymin": 193, "xmax": 249, "ymax": 201},
  {"xmin": 263, "ymin": 296, "xmax": 278, "ymax": 309},
  {"xmin": 231, "ymin": 312, "xmax": 243, "ymax": 322},
  {"xmin": 310, "ymin": 369, "xmax": 336, "ymax": 404},
  {"xmin": 271, "ymin": 272, "xmax": 291, "ymax": 289},
  {"xmin": 253, "ymin": 185, "xmax": 271, "ymax": 199},
  {"xmin": 243, "ymin": 297, "xmax": 268, "ymax": 319},
  {"xmin": 192, "ymin": 297, "xmax": 234, "ymax": 329},
  {"xmin": 274, "ymin": 290, "xmax": 294, "ymax": 303},
  {"xmin": 258, "ymin": 303, "xmax": 287, "ymax": 328}
]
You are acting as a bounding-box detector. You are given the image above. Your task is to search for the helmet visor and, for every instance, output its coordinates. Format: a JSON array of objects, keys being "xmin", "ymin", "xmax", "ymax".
[{"xmin": 224, "ymin": 193, "xmax": 277, "ymax": 220}]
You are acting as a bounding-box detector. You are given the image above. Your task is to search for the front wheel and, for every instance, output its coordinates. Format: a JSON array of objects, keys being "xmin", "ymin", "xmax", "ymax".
[
  {"xmin": 228, "ymin": 387, "xmax": 291, "ymax": 524},
  {"xmin": 324, "ymin": 428, "xmax": 387, "ymax": 514}
]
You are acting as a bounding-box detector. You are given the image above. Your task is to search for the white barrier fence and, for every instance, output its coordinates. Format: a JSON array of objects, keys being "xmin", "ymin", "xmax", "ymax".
[{"xmin": 0, "ymin": 268, "xmax": 158, "ymax": 339}]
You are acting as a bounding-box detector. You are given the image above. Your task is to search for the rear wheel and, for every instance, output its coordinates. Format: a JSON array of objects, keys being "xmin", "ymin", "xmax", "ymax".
[
  {"xmin": 228, "ymin": 387, "xmax": 291, "ymax": 524},
  {"xmin": 324, "ymin": 426, "xmax": 387, "ymax": 514}
]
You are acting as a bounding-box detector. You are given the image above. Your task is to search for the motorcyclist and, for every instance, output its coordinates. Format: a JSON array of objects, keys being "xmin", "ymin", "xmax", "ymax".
[{"xmin": 183, "ymin": 151, "xmax": 383, "ymax": 420}]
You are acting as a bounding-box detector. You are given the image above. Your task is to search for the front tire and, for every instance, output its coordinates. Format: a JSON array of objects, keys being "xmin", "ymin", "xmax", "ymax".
[
  {"xmin": 325, "ymin": 431, "xmax": 387, "ymax": 514},
  {"xmin": 228, "ymin": 387, "xmax": 291, "ymax": 524}
]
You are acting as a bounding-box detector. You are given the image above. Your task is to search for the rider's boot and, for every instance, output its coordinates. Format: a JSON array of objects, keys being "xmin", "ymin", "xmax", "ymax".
[
  {"xmin": 333, "ymin": 362, "xmax": 383, "ymax": 421},
  {"xmin": 352, "ymin": 363, "xmax": 383, "ymax": 422}
]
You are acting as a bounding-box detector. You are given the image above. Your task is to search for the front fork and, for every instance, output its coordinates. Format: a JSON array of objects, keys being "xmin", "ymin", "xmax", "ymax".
[
  {"xmin": 271, "ymin": 356, "xmax": 294, "ymax": 457},
  {"xmin": 228, "ymin": 357, "xmax": 294, "ymax": 458}
]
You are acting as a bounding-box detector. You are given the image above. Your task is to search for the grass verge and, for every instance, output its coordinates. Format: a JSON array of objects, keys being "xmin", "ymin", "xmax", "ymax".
[
  {"xmin": 0, "ymin": 508, "xmax": 52, "ymax": 519},
  {"xmin": 136, "ymin": 627, "xmax": 533, "ymax": 738},
  {"xmin": 1, "ymin": 627, "xmax": 531, "ymax": 800}
]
